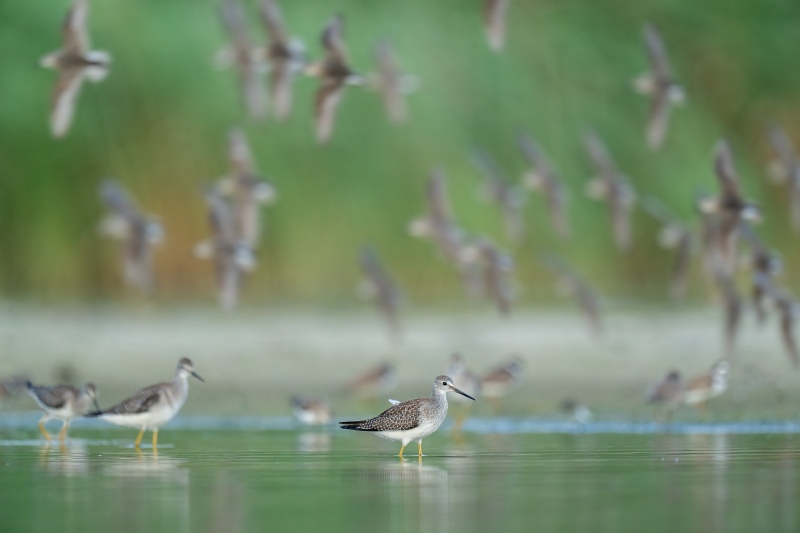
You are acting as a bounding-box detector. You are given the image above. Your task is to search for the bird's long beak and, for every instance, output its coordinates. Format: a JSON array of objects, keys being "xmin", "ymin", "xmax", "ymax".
[
  {"xmin": 191, "ymin": 371, "xmax": 205, "ymax": 383},
  {"xmin": 92, "ymin": 398, "xmax": 101, "ymax": 412},
  {"xmin": 451, "ymin": 386, "xmax": 475, "ymax": 401}
]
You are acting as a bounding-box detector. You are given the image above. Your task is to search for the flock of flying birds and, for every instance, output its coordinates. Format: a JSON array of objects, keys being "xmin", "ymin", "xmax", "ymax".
[{"xmin": 10, "ymin": 0, "xmax": 800, "ymax": 435}]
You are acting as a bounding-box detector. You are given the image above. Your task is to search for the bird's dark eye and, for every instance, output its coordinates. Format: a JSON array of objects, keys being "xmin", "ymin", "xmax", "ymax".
[{"xmin": 443, "ymin": 382, "xmax": 448, "ymax": 386}]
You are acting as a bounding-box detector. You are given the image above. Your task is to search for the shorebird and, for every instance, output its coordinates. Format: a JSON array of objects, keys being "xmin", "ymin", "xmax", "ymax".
[
  {"xmin": 633, "ymin": 24, "xmax": 685, "ymax": 150},
  {"xmin": 584, "ymin": 131, "xmax": 636, "ymax": 252},
  {"xmin": 371, "ymin": 40, "xmax": 418, "ymax": 124},
  {"xmin": 218, "ymin": 128, "xmax": 277, "ymax": 247},
  {"xmin": 217, "ymin": 0, "xmax": 267, "ymax": 120},
  {"xmin": 484, "ymin": 0, "xmax": 509, "ymax": 52},
  {"xmin": 88, "ymin": 358, "xmax": 203, "ymax": 450},
  {"xmin": 740, "ymin": 223, "xmax": 781, "ymax": 324},
  {"xmin": 306, "ymin": 14, "xmax": 363, "ymax": 144},
  {"xmin": 258, "ymin": 0, "xmax": 305, "ymax": 120},
  {"xmin": 645, "ymin": 370, "xmax": 682, "ymax": 421},
  {"xmin": 464, "ymin": 238, "xmax": 515, "ymax": 316},
  {"xmin": 26, "ymin": 381, "xmax": 99, "ymax": 442},
  {"xmin": 41, "ymin": 0, "xmax": 111, "ymax": 138},
  {"xmin": 358, "ymin": 246, "xmax": 403, "ymax": 338},
  {"xmin": 560, "ymin": 398, "xmax": 593, "ymax": 424},
  {"xmin": 682, "ymin": 360, "xmax": 730, "ymax": 410},
  {"xmin": 642, "ymin": 196, "xmax": 694, "ymax": 300},
  {"xmin": 766, "ymin": 125, "xmax": 800, "ymax": 232},
  {"xmin": 291, "ymin": 396, "xmax": 333, "ymax": 425},
  {"xmin": 518, "ymin": 132, "xmax": 570, "ymax": 238},
  {"xmin": 471, "ymin": 149, "xmax": 526, "ymax": 245},
  {"xmin": 195, "ymin": 186, "xmax": 257, "ymax": 311},
  {"xmin": 344, "ymin": 363, "xmax": 398, "ymax": 399},
  {"xmin": 340, "ymin": 375, "xmax": 475, "ymax": 457},
  {"xmin": 539, "ymin": 253, "xmax": 603, "ymax": 336},
  {"xmin": 99, "ymin": 180, "xmax": 163, "ymax": 294},
  {"xmin": 481, "ymin": 358, "xmax": 524, "ymax": 411}
]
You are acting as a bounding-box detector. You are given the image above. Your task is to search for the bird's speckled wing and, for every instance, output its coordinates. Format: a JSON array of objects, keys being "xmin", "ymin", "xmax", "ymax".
[
  {"xmin": 28, "ymin": 384, "xmax": 76, "ymax": 409},
  {"xmin": 101, "ymin": 383, "xmax": 163, "ymax": 415},
  {"xmin": 340, "ymin": 398, "xmax": 423, "ymax": 431}
]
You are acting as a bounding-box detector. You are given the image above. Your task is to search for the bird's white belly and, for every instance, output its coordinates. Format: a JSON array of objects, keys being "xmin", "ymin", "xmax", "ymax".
[
  {"xmin": 374, "ymin": 419, "xmax": 442, "ymax": 445},
  {"xmin": 100, "ymin": 405, "xmax": 179, "ymax": 430}
]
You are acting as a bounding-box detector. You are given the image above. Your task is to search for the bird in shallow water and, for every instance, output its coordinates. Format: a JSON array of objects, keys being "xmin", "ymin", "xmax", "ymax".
[
  {"xmin": 258, "ymin": 0, "xmax": 305, "ymax": 120},
  {"xmin": 518, "ymin": 132, "xmax": 570, "ymax": 238},
  {"xmin": 306, "ymin": 14, "xmax": 363, "ymax": 144},
  {"xmin": 41, "ymin": 0, "xmax": 111, "ymax": 138},
  {"xmin": 481, "ymin": 357, "xmax": 524, "ymax": 411},
  {"xmin": 560, "ymin": 398, "xmax": 593, "ymax": 424},
  {"xmin": 88, "ymin": 358, "xmax": 203, "ymax": 450},
  {"xmin": 358, "ymin": 246, "xmax": 403, "ymax": 339},
  {"xmin": 645, "ymin": 370, "xmax": 682, "ymax": 421},
  {"xmin": 483, "ymin": 0, "xmax": 509, "ymax": 52},
  {"xmin": 682, "ymin": 360, "xmax": 730, "ymax": 411},
  {"xmin": 642, "ymin": 196, "xmax": 694, "ymax": 300},
  {"xmin": 765, "ymin": 124, "xmax": 800, "ymax": 233},
  {"xmin": 26, "ymin": 381, "xmax": 99, "ymax": 442},
  {"xmin": 633, "ymin": 24, "xmax": 684, "ymax": 150},
  {"xmin": 370, "ymin": 40, "xmax": 418, "ymax": 124},
  {"xmin": 539, "ymin": 253, "xmax": 603, "ymax": 337},
  {"xmin": 99, "ymin": 180, "xmax": 163, "ymax": 294},
  {"xmin": 340, "ymin": 375, "xmax": 475, "ymax": 457},
  {"xmin": 291, "ymin": 396, "xmax": 333, "ymax": 425}
]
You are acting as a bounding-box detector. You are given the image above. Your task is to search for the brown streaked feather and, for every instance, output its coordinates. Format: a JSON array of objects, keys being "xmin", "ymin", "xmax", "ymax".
[
  {"xmin": 99, "ymin": 383, "xmax": 164, "ymax": 415},
  {"xmin": 340, "ymin": 398, "xmax": 423, "ymax": 432},
  {"xmin": 28, "ymin": 384, "xmax": 76, "ymax": 409}
]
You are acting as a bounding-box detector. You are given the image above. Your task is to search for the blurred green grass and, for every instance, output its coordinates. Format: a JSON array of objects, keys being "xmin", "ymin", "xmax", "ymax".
[{"xmin": 1, "ymin": 0, "xmax": 800, "ymax": 304}]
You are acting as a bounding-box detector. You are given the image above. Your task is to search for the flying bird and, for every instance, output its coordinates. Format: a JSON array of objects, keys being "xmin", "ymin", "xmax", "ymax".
[
  {"xmin": 766, "ymin": 125, "xmax": 800, "ymax": 232},
  {"xmin": 539, "ymin": 253, "xmax": 603, "ymax": 336},
  {"xmin": 765, "ymin": 285, "xmax": 800, "ymax": 367},
  {"xmin": 518, "ymin": 132, "xmax": 570, "ymax": 238},
  {"xmin": 370, "ymin": 40, "xmax": 418, "ymax": 124},
  {"xmin": 99, "ymin": 180, "xmax": 163, "ymax": 294},
  {"xmin": 465, "ymin": 238, "xmax": 515, "ymax": 316},
  {"xmin": 40, "ymin": 0, "xmax": 111, "ymax": 138},
  {"xmin": 258, "ymin": 0, "xmax": 305, "ymax": 120},
  {"xmin": 306, "ymin": 14, "xmax": 363, "ymax": 144},
  {"xmin": 484, "ymin": 0, "xmax": 509, "ymax": 52},
  {"xmin": 643, "ymin": 196, "xmax": 694, "ymax": 300},
  {"xmin": 633, "ymin": 24, "xmax": 685, "ymax": 150},
  {"xmin": 471, "ymin": 149, "xmax": 526, "ymax": 245},
  {"xmin": 358, "ymin": 246, "xmax": 403, "ymax": 338}
]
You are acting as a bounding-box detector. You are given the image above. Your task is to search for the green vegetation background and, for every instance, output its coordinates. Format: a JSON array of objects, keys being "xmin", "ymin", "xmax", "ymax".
[{"xmin": 1, "ymin": 0, "xmax": 799, "ymax": 305}]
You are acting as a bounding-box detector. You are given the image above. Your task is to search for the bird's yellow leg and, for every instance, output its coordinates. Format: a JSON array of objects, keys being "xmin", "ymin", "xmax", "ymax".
[
  {"xmin": 134, "ymin": 429, "xmax": 145, "ymax": 448},
  {"xmin": 152, "ymin": 430, "xmax": 158, "ymax": 451},
  {"xmin": 398, "ymin": 444, "xmax": 406, "ymax": 457},
  {"xmin": 38, "ymin": 420, "xmax": 52, "ymax": 441},
  {"xmin": 417, "ymin": 442, "xmax": 423, "ymax": 457},
  {"xmin": 59, "ymin": 421, "xmax": 69, "ymax": 442}
]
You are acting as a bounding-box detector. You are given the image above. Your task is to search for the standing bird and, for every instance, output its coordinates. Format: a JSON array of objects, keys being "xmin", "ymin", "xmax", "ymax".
[
  {"xmin": 99, "ymin": 180, "xmax": 163, "ymax": 294},
  {"xmin": 740, "ymin": 223, "xmax": 781, "ymax": 325},
  {"xmin": 539, "ymin": 253, "xmax": 603, "ymax": 337},
  {"xmin": 560, "ymin": 398, "xmax": 593, "ymax": 424},
  {"xmin": 584, "ymin": 131, "xmax": 636, "ymax": 252},
  {"xmin": 471, "ymin": 150, "xmax": 526, "ymax": 245},
  {"xmin": 682, "ymin": 360, "xmax": 730, "ymax": 410},
  {"xmin": 290, "ymin": 396, "xmax": 333, "ymax": 425},
  {"xmin": 195, "ymin": 186, "xmax": 257, "ymax": 311},
  {"xmin": 217, "ymin": 0, "xmax": 267, "ymax": 120},
  {"xmin": 306, "ymin": 14, "xmax": 363, "ymax": 144},
  {"xmin": 484, "ymin": 0, "xmax": 509, "ymax": 52},
  {"xmin": 218, "ymin": 128, "xmax": 277, "ymax": 247},
  {"xmin": 258, "ymin": 0, "xmax": 305, "ymax": 120},
  {"xmin": 633, "ymin": 24, "xmax": 684, "ymax": 150},
  {"xmin": 26, "ymin": 381, "xmax": 99, "ymax": 442},
  {"xmin": 481, "ymin": 357, "xmax": 524, "ymax": 411},
  {"xmin": 340, "ymin": 375, "xmax": 475, "ymax": 457},
  {"xmin": 466, "ymin": 238, "xmax": 515, "ymax": 316},
  {"xmin": 518, "ymin": 132, "xmax": 570, "ymax": 238},
  {"xmin": 371, "ymin": 40, "xmax": 418, "ymax": 124},
  {"xmin": 358, "ymin": 247, "xmax": 403, "ymax": 338},
  {"xmin": 643, "ymin": 196, "xmax": 694, "ymax": 300},
  {"xmin": 87, "ymin": 358, "xmax": 203, "ymax": 450},
  {"xmin": 645, "ymin": 370, "xmax": 682, "ymax": 421},
  {"xmin": 40, "ymin": 0, "xmax": 111, "ymax": 138},
  {"xmin": 766, "ymin": 125, "xmax": 800, "ymax": 232}
]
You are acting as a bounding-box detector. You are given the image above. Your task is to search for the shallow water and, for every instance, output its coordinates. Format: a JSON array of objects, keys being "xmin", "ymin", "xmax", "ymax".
[{"xmin": 1, "ymin": 426, "xmax": 799, "ymax": 532}]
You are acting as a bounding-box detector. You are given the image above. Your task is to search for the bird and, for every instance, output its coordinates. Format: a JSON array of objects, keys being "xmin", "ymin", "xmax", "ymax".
[
  {"xmin": 370, "ymin": 40, "xmax": 418, "ymax": 124},
  {"xmin": 560, "ymin": 398, "xmax": 593, "ymax": 424},
  {"xmin": 258, "ymin": 0, "xmax": 305, "ymax": 120},
  {"xmin": 40, "ymin": 0, "xmax": 111, "ymax": 138},
  {"xmin": 645, "ymin": 370, "xmax": 682, "ymax": 421},
  {"xmin": 740, "ymin": 223, "xmax": 781, "ymax": 324},
  {"xmin": 633, "ymin": 24, "xmax": 684, "ymax": 150},
  {"xmin": 358, "ymin": 246, "xmax": 403, "ymax": 338},
  {"xmin": 290, "ymin": 396, "xmax": 333, "ymax": 425},
  {"xmin": 26, "ymin": 381, "xmax": 99, "ymax": 442},
  {"xmin": 218, "ymin": 127, "xmax": 277, "ymax": 247},
  {"xmin": 98, "ymin": 180, "xmax": 163, "ymax": 294},
  {"xmin": 584, "ymin": 131, "xmax": 636, "ymax": 252},
  {"xmin": 340, "ymin": 375, "xmax": 475, "ymax": 457},
  {"xmin": 464, "ymin": 237, "xmax": 515, "ymax": 316},
  {"xmin": 217, "ymin": 0, "xmax": 267, "ymax": 120},
  {"xmin": 682, "ymin": 360, "xmax": 730, "ymax": 410},
  {"xmin": 195, "ymin": 186, "xmax": 257, "ymax": 311},
  {"xmin": 471, "ymin": 149, "xmax": 526, "ymax": 245},
  {"xmin": 642, "ymin": 196, "xmax": 694, "ymax": 300},
  {"xmin": 714, "ymin": 271, "xmax": 742, "ymax": 359},
  {"xmin": 0, "ymin": 376, "xmax": 26, "ymax": 404},
  {"xmin": 484, "ymin": 0, "xmax": 509, "ymax": 52},
  {"xmin": 764, "ymin": 284, "xmax": 800, "ymax": 367},
  {"xmin": 87, "ymin": 358, "xmax": 203, "ymax": 450},
  {"xmin": 539, "ymin": 253, "xmax": 603, "ymax": 337},
  {"xmin": 344, "ymin": 363, "xmax": 398, "ymax": 399},
  {"xmin": 306, "ymin": 14, "xmax": 363, "ymax": 144},
  {"xmin": 518, "ymin": 132, "xmax": 570, "ymax": 238},
  {"xmin": 765, "ymin": 125, "xmax": 800, "ymax": 232},
  {"xmin": 481, "ymin": 358, "xmax": 524, "ymax": 411}
]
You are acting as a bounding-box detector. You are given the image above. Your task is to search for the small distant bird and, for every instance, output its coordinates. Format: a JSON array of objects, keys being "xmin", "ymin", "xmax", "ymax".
[
  {"xmin": 539, "ymin": 253, "xmax": 603, "ymax": 336},
  {"xmin": 481, "ymin": 357, "xmax": 524, "ymax": 408},
  {"xmin": 484, "ymin": 0, "xmax": 509, "ymax": 52},
  {"xmin": 306, "ymin": 14, "xmax": 363, "ymax": 144},
  {"xmin": 290, "ymin": 396, "xmax": 333, "ymax": 425},
  {"xmin": 560, "ymin": 398, "xmax": 593, "ymax": 424},
  {"xmin": 465, "ymin": 238, "xmax": 515, "ymax": 316},
  {"xmin": 99, "ymin": 180, "xmax": 163, "ymax": 294},
  {"xmin": 643, "ymin": 196, "xmax": 694, "ymax": 300},
  {"xmin": 740, "ymin": 223, "xmax": 781, "ymax": 324},
  {"xmin": 766, "ymin": 125, "xmax": 800, "ymax": 232},
  {"xmin": 682, "ymin": 360, "xmax": 730, "ymax": 409},
  {"xmin": 518, "ymin": 132, "xmax": 570, "ymax": 238},
  {"xmin": 340, "ymin": 375, "xmax": 475, "ymax": 457},
  {"xmin": 40, "ymin": 0, "xmax": 111, "ymax": 138},
  {"xmin": 195, "ymin": 186, "xmax": 257, "ymax": 311},
  {"xmin": 698, "ymin": 140, "xmax": 761, "ymax": 276},
  {"xmin": 765, "ymin": 285, "xmax": 800, "ymax": 367},
  {"xmin": 26, "ymin": 381, "xmax": 99, "ymax": 442},
  {"xmin": 218, "ymin": 128, "xmax": 277, "ymax": 247},
  {"xmin": 0, "ymin": 376, "xmax": 26, "ymax": 402},
  {"xmin": 633, "ymin": 24, "xmax": 685, "ymax": 150},
  {"xmin": 645, "ymin": 370, "xmax": 682, "ymax": 421},
  {"xmin": 258, "ymin": 0, "xmax": 305, "ymax": 120},
  {"xmin": 87, "ymin": 358, "xmax": 203, "ymax": 450},
  {"xmin": 358, "ymin": 247, "xmax": 403, "ymax": 338},
  {"xmin": 370, "ymin": 40, "xmax": 418, "ymax": 124},
  {"xmin": 217, "ymin": 0, "xmax": 267, "ymax": 120},
  {"xmin": 445, "ymin": 354, "xmax": 482, "ymax": 401},
  {"xmin": 471, "ymin": 150, "xmax": 526, "ymax": 245},
  {"xmin": 584, "ymin": 131, "xmax": 636, "ymax": 252},
  {"xmin": 344, "ymin": 363, "xmax": 398, "ymax": 399}
]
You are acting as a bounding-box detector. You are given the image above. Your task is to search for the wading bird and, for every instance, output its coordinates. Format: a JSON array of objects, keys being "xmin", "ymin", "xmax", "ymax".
[
  {"xmin": 26, "ymin": 381, "xmax": 99, "ymax": 442},
  {"xmin": 291, "ymin": 396, "xmax": 333, "ymax": 425},
  {"xmin": 682, "ymin": 360, "xmax": 730, "ymax": 411},
  {"xmin": 481, "ymin": 357, "xmax": 524, "ymax": 411},
  {"xmin": 645, "ymin": 370, "xmax": 682, "ymax": 421}
]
